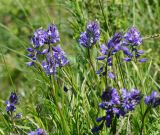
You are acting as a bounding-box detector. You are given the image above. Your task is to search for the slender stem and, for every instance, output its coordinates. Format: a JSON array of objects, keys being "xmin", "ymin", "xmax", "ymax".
[
  {"xmin": 140, "ymin": 106, "xmax": 151, "ymax": 135},
  {"xmin": 132, "ymin": 0, "xmax": 135, "ymax": 26},
  {"xmin": 87, "ymin": 48, "xmax": 95, "ymax": 73},
  {"xmin": 98, "ymin": 0, "xmax": 109, "ymax": 33},
  {"xmin": 143, "ymin": 34, "xmax": 160, "ymax": 40},
  {"xmin": 115, "ymin": 55, "xmax": 125, "ymax": 88}
]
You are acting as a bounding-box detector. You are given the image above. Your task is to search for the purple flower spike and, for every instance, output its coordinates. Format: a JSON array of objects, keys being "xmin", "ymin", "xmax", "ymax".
[
  {"xmin": 47, "ymin": 24, "xmax": 60, "ymax": 44},
  {"xmin": 9, "ymin": 92, "xmax": 18, "ymax": 104},
  {"xmin": 121, "ymin": 88, "xmax": 142, "ymax": 111},
  {"xmin": 124, "ymin": 27, "xmax": 142, "ymax": 46},
  {"xmin": 31, "ymin": 28, "xmax": 47, "ymax": 47},
  {"xmin": 144, "ymin": 91, "xmax": 160, "ymax": 107},
  {"xmin": 5, "ymin": 92, "xmax": 18, "ymax": 113},
  {"xmin": 79, "ymin": 21, "xmax": 100, "ymax": 48}
]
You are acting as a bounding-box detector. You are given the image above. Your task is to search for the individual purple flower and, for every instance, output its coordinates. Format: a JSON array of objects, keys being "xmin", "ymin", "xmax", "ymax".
[
  {"xmin": 31, "ymin": 28, "xmax": 47, "ymax": 47},
  {"xmin": 28, "ymin": 128, "xmax": 47, "ymax": 135},
  {"xmin": 47, "ymin": 24, "xmax": 60, "ymax": 44},
  {"xmin": 121, "ymin": 46, "xmax": 133, "ymax": 57},
  {"xmin": 96, "ymin": 66, "xmax": 103, "ymax": 74},
  {"xmin": 108, "ymin": 72, "xmax": 115, "ymax": 79},
  {"xmin": 79, "ymin": 21, "xmax": 100, "ymax": 48},
  {"xmin": 123, "ymin": 57, "xmax": 131, "ymax": 62},
  {"xmin": 5, "ymin": 100, "xmax": 16, "ymax": 113},
  {"xmin": 121, "ymin": 88, "xmax": 142, "ymax": 111},
  {"xmin": 27, "ymin": 62, "xmax": 34, "ymax": 66},
  {"xmin": 135, "ymin": 50, "xmax": 144, "ymax": 58},
  {"xmin": 139, "ymin": 58, "xmax": 148, "ymax": 63},
  {"xmin": 144, "ymin": 91, "xmax": 160, "ymax": 107},
  {"xmin": 14, "ymin": 113, "xmax": 22, "ymax": 119},
  {"xmin": 28, "ymin": 131, "xmax": 35, "ymax": 135},
  {"xmin": 124, "ymin": 27, "xmax": 142, "ymax": 46},
  {"xmin": 91, "ymin": 122, "xmax": 104, "ymax": 133}
]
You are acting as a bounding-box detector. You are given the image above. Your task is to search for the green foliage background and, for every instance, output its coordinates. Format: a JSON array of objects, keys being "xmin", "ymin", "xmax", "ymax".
[{"xmin": 0, "ymin": 0, "xmax": 160, "ymax": 134}]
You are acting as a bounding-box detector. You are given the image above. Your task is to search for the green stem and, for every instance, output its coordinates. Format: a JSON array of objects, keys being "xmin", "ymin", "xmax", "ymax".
[
  {"xmin": 143, "ymin": 34, "xmax": 160, "ymax": 40},
  {"xmin": 98, "ymin": 0, "xmax": 109, "ymax": 33},
  {"xmin": 87, "ymin": 48, "xmax": 95, "ymax": 73},
  {"xmin": 50, "ymin": 76, "xmax": 70, "ymax": 135},
  {"xmin": 115, "ymin": 55, "xmax": 125, "ymax": 88},
  {"xmin": 140, "ymin": 106, "xmax": 151, "ymax": 135}
]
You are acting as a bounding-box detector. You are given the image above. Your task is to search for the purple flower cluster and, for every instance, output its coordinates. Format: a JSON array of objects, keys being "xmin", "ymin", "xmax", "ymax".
[
  {"xmin": 5, "ymin": 92, "xmax": 18, "ymax": 113},
  {"xmin": 28, "ymin": 128, "xmax": 47, "ymax": 135},
  {"xmin": 96, "ymin": 27, "xmax": 147, "ymax": 77},
  {"xmin": 31, "ymin": 24, "xmax": 60, "ymax": 47},
  {"xmin": 5, "ymin": 92, "xmax": 22, "ymax": 118},
  {"xmin": 121, "ymin": 88, "xmax": 142, "ymax": 111},
  {"xmin": 144, "ymin": 91, "xmax": 160, "ymax": 107},
  {"xmin": 79, "ymin": 21, "xmax": 100, "ymax": 48},
  {"xmin": 27, "ymin": 24, "xmax": 69, "ymax": 75},
  {"xmin": 124, "ymin": 27, "xmax": 142, "ymax": 46},
  {"xmin": 92, "ymin": 88, "xmax": 142, "ymax": 133}
]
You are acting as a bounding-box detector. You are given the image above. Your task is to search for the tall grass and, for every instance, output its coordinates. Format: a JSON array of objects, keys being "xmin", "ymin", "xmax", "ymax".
[{"xmin": 0, "ymin": 0, "xmax": 160, "ymax": 135}]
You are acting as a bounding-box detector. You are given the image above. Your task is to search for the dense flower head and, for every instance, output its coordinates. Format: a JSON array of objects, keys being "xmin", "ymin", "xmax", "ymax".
[
  {"xmin": 79, "ymin": 21, "xmax": 100, "ymax": 48},
  {"xmin": 124, "ymin": 27, "xmax": 142, "ymax": 46},
  {"xmin": 42, "ymin": 46, "xmax": 69, "ymax": 75},
  {"xmin": 27, "ymin": 24, "xmax": 69, "ymax": 76},
  {"xmin": 9, "ymin": 92, "xmax": 18, "ymax": 104},
  {"xmin": 5, "ymin": 92, "xmax": 22, "ymax": 119},
  {"xmin": 5, "ymin": 100, "xmax": 16, "ymax": 113},
  {"xmin": 144, "ymin": 91, "xmax": 160, "ymax": 107},
  {"xmin": 5, "ymin": 92, "xmax": 18, "ymax": 113},
  {"xmin": 92, "ymin": 87, "xmax": 142, "ymax": 133},
  {"xmin": 31, "ymin": 28, "xmax": 47, "ymax": 47},
  {"xmin": 28, "ymin": 128, "xmax": 48, "ymax": 135},
  {"xmin": 121, "ymin": 88, "xmax": 142, "ymax": 111},
  {"xmin": 47, "ymin": 24, "xmax": 60, "ymax": 44},
  {"xmin": 31, "ymin": 24, "xmax": 60, "ymax": 47}
]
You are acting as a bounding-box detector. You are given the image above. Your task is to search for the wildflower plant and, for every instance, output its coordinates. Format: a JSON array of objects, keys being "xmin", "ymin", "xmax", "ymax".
[
  {"xmin": 1, "ymin": 1, "xmax": 160, "ymax": 135},
  {"xmin": 27, "ymin": 24, "xmax": 69, "ymax": 76}
]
